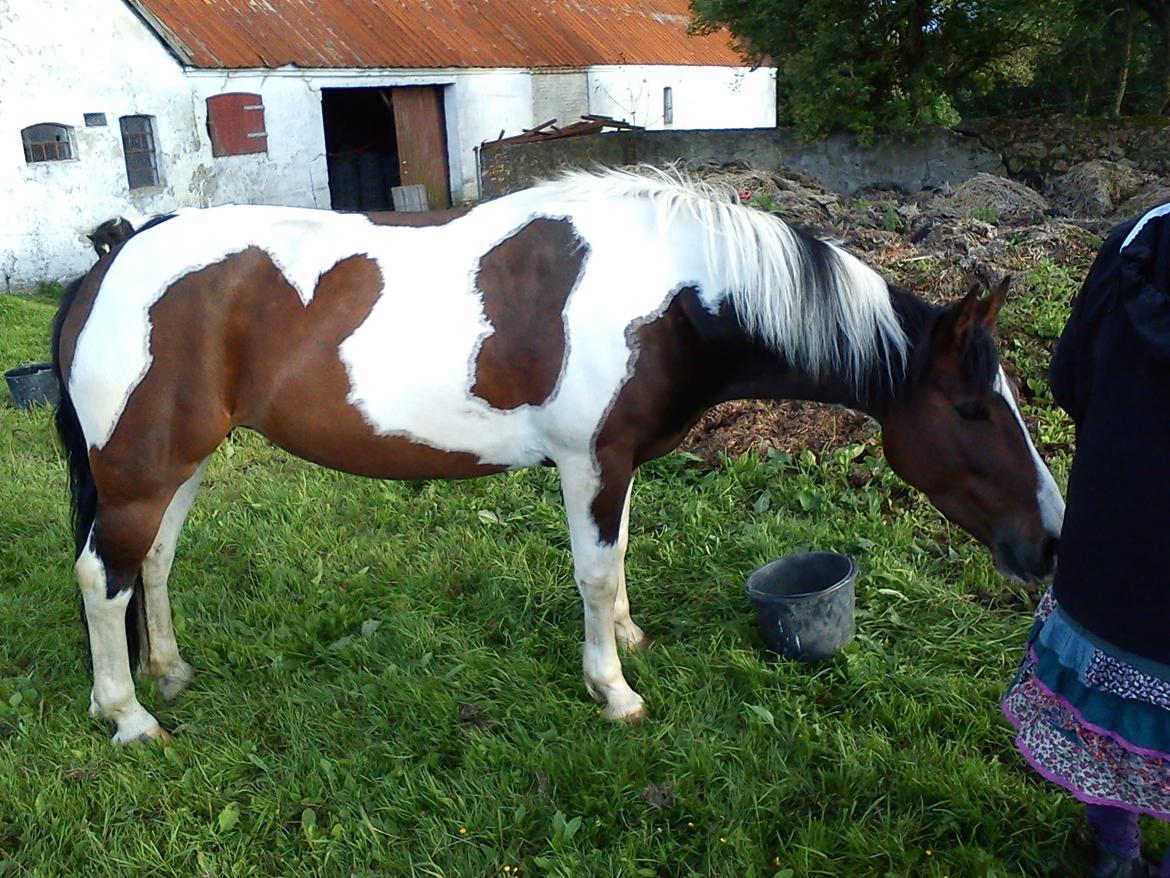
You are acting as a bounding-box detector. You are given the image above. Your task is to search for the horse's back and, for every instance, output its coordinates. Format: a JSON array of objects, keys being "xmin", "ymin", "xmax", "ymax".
[{"xmin": 60, "ymin": 195, "xmax": 700, "ymax": 480}]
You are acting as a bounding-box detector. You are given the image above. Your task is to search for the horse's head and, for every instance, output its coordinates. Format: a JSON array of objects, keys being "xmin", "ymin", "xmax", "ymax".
[{"xmin": 877, "ymin": 278, "xmax": 1064, "ymax": 582}]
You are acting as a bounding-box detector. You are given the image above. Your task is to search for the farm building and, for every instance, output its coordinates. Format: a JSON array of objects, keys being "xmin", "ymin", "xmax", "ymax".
[{"xmin": 0, "ymin": 0, "xmax": 777, "ymax": 286}]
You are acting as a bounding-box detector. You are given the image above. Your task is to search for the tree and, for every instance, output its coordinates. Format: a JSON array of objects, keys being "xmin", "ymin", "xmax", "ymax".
[
  {"xmin": 1136, "ymin": 0, "xmax": 1170, "ymax": 112},
  {"xmin": 957, "ymin": 0, "xmax": 1165, "ymax": 118},
  {"xmin": 689, "ymin": 0, "xmax": 1068, "ymax": 139}
]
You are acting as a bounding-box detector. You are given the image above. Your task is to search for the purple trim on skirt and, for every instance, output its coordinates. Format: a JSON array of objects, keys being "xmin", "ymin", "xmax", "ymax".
[
  {"xmin": 1010, "ymin": 730, "xmax": 1170, "ymax": 821},
  {"xmin": 1024, "ymin": 648, "xmax": 1170, "ymax": 762},
  {"xmin": 1003, "ymin": 676, "xmax": 1170, "ymax": 821}
]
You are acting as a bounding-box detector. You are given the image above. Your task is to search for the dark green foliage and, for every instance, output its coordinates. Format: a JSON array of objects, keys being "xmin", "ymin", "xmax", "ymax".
[
  {"xmin": 690, "ymin": 0, "xmax": 1170, "ymax": 138},
  {"xmin": 690, "ymin": 0, "xmax": 1065, "ymax": 140}
]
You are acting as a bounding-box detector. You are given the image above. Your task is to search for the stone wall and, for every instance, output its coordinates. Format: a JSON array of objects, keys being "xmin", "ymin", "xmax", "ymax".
[
  {"xmin": 479, "ymin": 126, "xmax": 1005, "ymax": 198},
  {"xmin": 479, "ymin": 118, "xmax": 1170, "ymax": 199},
  {"xmin": 956, "ymin": 117, "xmax": 1170, "ymax": 184}
]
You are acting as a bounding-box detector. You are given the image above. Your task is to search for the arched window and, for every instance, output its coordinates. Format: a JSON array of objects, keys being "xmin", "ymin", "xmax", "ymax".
[
  {"xmin": 120, "ymin": 115, "xmax": 162, "ymax": 188},
  {"xmin": 22, "ymin": 123, "xmax": 75, "ymax": 163}
]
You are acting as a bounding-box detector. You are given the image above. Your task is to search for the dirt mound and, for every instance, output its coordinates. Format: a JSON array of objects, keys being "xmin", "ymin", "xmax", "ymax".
[
  {"xmin": 928, "ymin": 173, "xmax": 1050, "ymax": 225},
  {"xmin": 1117, "ymin": 183, "xmax": 1170, "ymax": 220},
  {"xmin": 680, "ymin": 400, "xmax": 875, "ymax": 463},
  {"xmin": 1048, "ymin": 161, "xmax": 1148, "ymax": 219}
]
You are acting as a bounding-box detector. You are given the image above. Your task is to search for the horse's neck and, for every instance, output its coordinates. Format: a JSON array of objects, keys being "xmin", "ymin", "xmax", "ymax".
[
  {"xmin": 687, "ymin": 296, "xmax": 882, "ymax": 416},
  {"xmin": 718, "ymin": 347, "xmax": 866, "ymax": 411}
]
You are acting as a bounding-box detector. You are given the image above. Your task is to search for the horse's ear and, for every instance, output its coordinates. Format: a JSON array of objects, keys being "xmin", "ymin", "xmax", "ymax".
[{"xmin": 941, "ymin": 276, "xmax": 1010, "ymax": 346}]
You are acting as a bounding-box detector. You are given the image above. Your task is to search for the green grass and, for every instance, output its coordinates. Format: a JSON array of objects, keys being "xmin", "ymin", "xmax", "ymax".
[{"xmin": 0, "ymin": 286, "xmax": 1158, "ymax": 878}]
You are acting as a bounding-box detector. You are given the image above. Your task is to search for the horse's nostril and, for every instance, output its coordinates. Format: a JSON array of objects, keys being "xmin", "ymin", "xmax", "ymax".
[{"xmin": 1041, "ymin": 535, "xmax": 1059, "ymax": 571}]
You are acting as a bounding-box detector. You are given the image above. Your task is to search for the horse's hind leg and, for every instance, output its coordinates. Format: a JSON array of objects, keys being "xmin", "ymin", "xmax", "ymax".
[
  {"xmin": 142, "ymin": 459, "xmax": 208, "ymax": 700},
  {"xmin": 79, "ymin": 496, "xmax": 175, "ymax": 744},
  {"xmin": 612, "ymin": 479, "xmax": 647, "ymax": 651}
]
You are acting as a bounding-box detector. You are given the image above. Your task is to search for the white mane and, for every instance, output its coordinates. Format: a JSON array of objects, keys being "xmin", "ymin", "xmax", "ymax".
[{"xmin": 534, "ymin": 166, "xmax": 909, "ymax": 393}]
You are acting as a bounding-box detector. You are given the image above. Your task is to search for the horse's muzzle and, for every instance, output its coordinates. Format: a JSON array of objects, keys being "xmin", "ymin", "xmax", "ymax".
[{"xmin": 993, "ymin": 532, "xmax": 1059, "ymax": 583}]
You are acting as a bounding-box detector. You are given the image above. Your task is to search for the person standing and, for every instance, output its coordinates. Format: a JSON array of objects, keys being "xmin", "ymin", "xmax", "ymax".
[{"xmin": 1002, "ymin": 203, "xmax": 1170, "ymax": 878}]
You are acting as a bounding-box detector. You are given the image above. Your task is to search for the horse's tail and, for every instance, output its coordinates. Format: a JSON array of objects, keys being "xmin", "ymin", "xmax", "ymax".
[
  {"xmin": 53, "ymin": 272, "xmax": 147, "ymax": 671},
  {"xmin": 51, "ymin": 276, "xmax": 95, "ymax": 560}
]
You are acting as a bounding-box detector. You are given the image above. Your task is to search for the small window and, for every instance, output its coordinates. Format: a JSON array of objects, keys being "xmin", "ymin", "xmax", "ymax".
[
  {"xmin": 22, "ymin": 123, "xmax": 76, "ymax": 163},
  {"xmin": 120, "ymin": 115, "xmax": 162, "ymax": 189},
  {"xmin": 206, "ymin": 93, "xmax": 268, "ymax": 157},
  {"xmin": 663, "ymin": 87, "xmax": 674, "ymax": 126}
]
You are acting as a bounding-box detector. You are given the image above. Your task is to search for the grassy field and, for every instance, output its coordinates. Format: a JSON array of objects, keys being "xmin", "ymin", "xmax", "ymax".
[{"xmin": 0, "ymin": 278, "xmax": 1160, "ymax": 878}]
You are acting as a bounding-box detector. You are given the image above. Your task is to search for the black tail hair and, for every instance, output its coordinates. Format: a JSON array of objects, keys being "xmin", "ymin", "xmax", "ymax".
[
  {"xmin": 51, "ymin": 276, "xmax": 95, "ymax": 559},
  {"xmin": 52, "ymin": 273, "xmax": 146, "ymax": 671}
]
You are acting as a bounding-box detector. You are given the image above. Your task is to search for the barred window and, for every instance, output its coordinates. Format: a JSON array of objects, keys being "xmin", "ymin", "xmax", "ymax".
[
  {"xmin": 120, "ymin": 115, "xmax": 161, "ymax": 189},
  {"xmin": 22, "ymin": 123, "xmax": 75, "ymax": 163}
]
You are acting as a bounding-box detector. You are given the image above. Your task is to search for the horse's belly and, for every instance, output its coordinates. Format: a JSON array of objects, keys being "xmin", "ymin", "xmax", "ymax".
[{"xmin": 243, "ymin": 371, "xmax": 545, "ymax": 480}]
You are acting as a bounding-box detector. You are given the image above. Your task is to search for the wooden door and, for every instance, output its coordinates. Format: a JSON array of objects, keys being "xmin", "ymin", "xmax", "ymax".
[{"xmin": 392, "ymin": 87, "xmax": 451, "ymax": 210}]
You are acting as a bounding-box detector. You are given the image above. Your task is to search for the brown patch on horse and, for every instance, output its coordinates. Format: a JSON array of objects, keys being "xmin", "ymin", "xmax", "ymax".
[
  {"xmin": 232, "ymin": 252, "xmax": 504, "ymax": 479},
  {"xmin": 471, "ymin": 218, "xmax": 588, "ymax": 410},
  {"xmin": 90, "ymin": 249, "xmax": 502, "ymax": 559},
  {"xmin": 589, "ymin": 290, "xmax": 735, "ymax": 543},
  {"xmin": 56, "ymin": 256, "xmax": 116, "ymax": 378},
  {"xmin": 365, "ymin": 208, "xmax": 470, "ymax": 227}
]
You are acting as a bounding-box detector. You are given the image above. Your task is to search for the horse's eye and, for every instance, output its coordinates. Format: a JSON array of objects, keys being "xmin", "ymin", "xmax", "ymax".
[{"xmin": 954, "ymin": 401, "xmax": 991, "ymax": 421}]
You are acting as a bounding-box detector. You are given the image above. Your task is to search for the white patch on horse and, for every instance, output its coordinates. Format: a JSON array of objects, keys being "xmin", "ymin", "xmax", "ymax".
[{"xmin": 996, "ymin": 368, "xmax": 1065, "ymax": 533}]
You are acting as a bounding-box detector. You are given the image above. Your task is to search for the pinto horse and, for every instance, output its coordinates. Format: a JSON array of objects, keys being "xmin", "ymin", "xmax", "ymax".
[{"xmin": 53, "ymin": 168, "xmax": 1064, "ymax": 743}]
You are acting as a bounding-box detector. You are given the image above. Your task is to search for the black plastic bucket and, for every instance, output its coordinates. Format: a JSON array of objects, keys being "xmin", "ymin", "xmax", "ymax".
[
  {"xmin": 4, "ymin": 362, "xmax": 60, "ymax": 409},
  {"xmin": 744, "ymin": 552, "xmax": 858, "ymax": 662}
]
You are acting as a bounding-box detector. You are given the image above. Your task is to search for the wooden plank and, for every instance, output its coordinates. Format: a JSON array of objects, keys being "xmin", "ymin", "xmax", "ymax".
[{"xmin": 391, "ymin": 184, "xmax": 429, "ymax": 212}]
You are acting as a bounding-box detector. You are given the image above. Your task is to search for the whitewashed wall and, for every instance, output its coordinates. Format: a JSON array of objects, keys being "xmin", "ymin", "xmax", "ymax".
[
  {"xmin": 196, "ymin": 67, "xmax": 538, "ymax": 209},
  {"xmin": 532, "ymin": 70, "xmax": 590, "ymax": 127},
  {"xmin": 587, "ymin": 65, "xmax": 776, "ymax": 130},
  {"xmin": 1, "ymin": 0, "xmax": 776, "ymax": 284},
  {"xmin": 0, "ymin": 0, "xmax": 203, "ymax": 285}
]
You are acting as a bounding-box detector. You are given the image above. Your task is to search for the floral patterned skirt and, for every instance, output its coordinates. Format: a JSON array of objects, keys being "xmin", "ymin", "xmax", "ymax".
[{"xmin": 1002, "ymin": 590, "xmax": 1170, "ymax": 820}]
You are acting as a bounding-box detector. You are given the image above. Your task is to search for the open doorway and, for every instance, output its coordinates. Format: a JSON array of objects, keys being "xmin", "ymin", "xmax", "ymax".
[
  {"xmin": 322, "ymin": 87, "xmax": 399, "ymax": 211},
  {"xmin": 321, "ymin": 86, "xmax": 451, "ymax": 212}
]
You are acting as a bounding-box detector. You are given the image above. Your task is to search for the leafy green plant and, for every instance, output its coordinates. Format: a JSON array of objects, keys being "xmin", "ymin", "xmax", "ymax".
[
  {"xmin": 882, "ymin": 204, "xmax": 903, "ymax": 233},
  {"xmin": 748, "ymin": 193, "xmax": 779, "ymax": 212},
  {"xmin": 972, "ymin": 203, "xmax": 1001, "ymax": 224}
]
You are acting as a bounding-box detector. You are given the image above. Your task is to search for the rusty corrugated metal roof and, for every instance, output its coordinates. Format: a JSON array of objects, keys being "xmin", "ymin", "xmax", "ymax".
[{"xmin": 127, "ymin": 0, "xmax": 746, "ymax": 70}]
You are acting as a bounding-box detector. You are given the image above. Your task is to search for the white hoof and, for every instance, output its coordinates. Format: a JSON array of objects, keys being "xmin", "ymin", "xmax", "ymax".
[
  {"xmin": 156, "ymin": 662, "xmax": 195, "ymax": 701},
  {"xmin": 109, "ymin": 707, "xmax": 170, "ymax": 746},
  {"xmin": 615, "ymin": 621, "xmax": 649, "ymax": 651},
  {"xmin": 602, "ymin": 696, "xmax": 647, "ymax": 723},
  {"xmin": 112, "ymin": 724, "xmax": 171, "ymax": 746}
]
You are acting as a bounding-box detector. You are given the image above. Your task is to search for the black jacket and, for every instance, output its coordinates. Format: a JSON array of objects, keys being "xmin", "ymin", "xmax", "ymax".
[{"xmin": 1050, "ymin": 204, "xmax": 1170, "ymax": 664}]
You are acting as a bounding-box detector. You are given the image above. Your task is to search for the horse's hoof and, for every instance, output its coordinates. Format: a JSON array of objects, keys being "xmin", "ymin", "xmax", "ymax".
[
  {"xmin": 618, "ymin": 630, "xmax": 651, "ymax": 652},
  {"xmin": 112, "ymin": 720, "xmax": 171, "ymax": 746},
  {"xmin": 157, "ymin": 663, "xmax": 195, "ymax": 701},
  {"xmin": 602, "ymin": 698, "xmax": 646, "ymax": 723}
]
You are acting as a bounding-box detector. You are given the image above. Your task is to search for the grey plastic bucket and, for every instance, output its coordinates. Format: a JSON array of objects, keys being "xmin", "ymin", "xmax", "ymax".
[
  {"xmin": 4, "ymin": 362, "xmax": 60, "ymax": 409},
  {"xmin": 744, "ymin": 552, "xmax": 858, "ymax": 662}
]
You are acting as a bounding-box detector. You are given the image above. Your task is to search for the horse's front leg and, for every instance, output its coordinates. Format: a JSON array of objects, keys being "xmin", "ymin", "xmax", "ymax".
[
  {"xmin": 612, "ymin": 479, "xmax": 647, "ymax": 651},
  {"xmin": 560, "ymin": 458, "xmax": 645, "ymax": 722}
]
